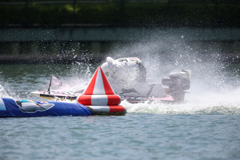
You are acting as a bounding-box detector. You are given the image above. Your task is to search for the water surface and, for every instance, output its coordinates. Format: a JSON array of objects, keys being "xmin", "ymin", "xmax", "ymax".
[{"xmin": 0, "ymin": 63, "xmax": 240, "ymax": 160}]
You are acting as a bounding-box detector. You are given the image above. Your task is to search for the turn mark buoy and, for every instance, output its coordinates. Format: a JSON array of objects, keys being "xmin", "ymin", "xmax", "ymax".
[{"xmin": 77, "ymin": 67, "xmax": 126, "ymax": 115}]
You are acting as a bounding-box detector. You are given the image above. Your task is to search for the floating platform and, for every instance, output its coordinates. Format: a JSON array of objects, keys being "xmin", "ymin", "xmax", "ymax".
[{"xmin": 0, "ymin": 98, "xmax": 126, "ymax": 117}]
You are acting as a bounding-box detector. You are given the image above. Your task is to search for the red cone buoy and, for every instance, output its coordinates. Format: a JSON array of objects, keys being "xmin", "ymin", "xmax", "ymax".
[{"xmin": 77, "ymin": 67, "xmax": 126, "ymax": 115}]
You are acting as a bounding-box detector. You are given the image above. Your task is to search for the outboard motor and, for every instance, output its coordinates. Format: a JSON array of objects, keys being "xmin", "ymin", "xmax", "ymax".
[{"xmin": 162, "ymin": 69, "xmax": 191, "ymax": 102}]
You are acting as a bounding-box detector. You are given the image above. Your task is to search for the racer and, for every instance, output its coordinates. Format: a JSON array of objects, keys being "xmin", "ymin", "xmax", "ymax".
[{"xmin": 101, "ymin": 57, "xmax": 146, "ymax": 86}]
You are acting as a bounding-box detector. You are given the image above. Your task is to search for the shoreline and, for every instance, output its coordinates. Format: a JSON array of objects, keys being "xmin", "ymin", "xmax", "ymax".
[
  {"xmin": 1, "ymin": 54, "xmax": 240, "ymax": 64},
  {"xmin": 0, "ymin": 54, "xmax": 105, "ymax": 65}
]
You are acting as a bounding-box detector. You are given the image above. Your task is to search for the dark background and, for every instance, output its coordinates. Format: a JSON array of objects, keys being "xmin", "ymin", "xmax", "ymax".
[{"xmin": 0, "ymin": 0, "xmax": 240, "ymax": 64}]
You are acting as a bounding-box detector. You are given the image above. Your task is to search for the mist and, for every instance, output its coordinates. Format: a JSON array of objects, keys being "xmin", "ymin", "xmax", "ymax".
[{"xmin": 102, "ymin": 34, "xmax": 240, "ymax": 115}]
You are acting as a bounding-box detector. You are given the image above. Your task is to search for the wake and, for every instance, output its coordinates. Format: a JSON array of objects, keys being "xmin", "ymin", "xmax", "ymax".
[{"xmin": 122, "ymin": 86, "xmax": 240, "ymax": 115}]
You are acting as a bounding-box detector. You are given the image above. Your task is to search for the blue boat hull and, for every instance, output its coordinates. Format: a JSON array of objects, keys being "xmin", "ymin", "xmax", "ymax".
[{"xmin": 0, "ymin": 98, "xmax": 92, "ymax": 117}]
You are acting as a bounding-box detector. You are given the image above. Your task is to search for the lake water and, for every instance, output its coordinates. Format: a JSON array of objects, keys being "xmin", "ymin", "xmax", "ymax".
[{"xmin": 0, "ymin": 60, "xmax": 240, "ymax": 160}]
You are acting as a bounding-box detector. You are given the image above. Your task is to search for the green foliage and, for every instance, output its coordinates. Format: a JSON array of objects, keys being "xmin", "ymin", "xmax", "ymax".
[{"xmin": 0, "ymin": 1, "xmax": 239, "ymax": 27}]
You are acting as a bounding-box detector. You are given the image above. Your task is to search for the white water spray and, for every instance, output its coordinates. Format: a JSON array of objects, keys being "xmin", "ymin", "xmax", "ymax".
[
  {"xmin": 0, "ymin": 84, "xmax": 11, "ymax": 98},
  {"xmin": 106, "ymin": 36, "xmax": 240, "ymax": 115}
]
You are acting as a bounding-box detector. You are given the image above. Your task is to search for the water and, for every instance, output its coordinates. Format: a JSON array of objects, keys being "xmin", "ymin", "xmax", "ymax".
[
  {"xmin": 1, "ymin": 62, "xmax": 240, "ymax": 160},
  {"xmin": 1, "ymin": 114, "xmax": 239, "ymax": 160}
]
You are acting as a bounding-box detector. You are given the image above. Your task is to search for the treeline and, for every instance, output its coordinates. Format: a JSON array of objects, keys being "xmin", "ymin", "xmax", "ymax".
[{"xmin": 0, "ymin": 0, "xmax": 240, "ymax": 27}]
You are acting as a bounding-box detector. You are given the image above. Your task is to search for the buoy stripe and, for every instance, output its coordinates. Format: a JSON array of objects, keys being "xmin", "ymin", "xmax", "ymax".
[
  {"xmin": 84, "ymin": 67, "xmax": 98, "ymax": 95},
  {"xmin": 87, "ymin": 105, "xmax": 126, "ymax": 115},
  {"xmin": 107, "ymin": 95, "xmax": 120, "ymax": 105},
  {"xmin": 109, "ymin": 105, "xmax": 126, "ymax": 113},
  {"xmin": 88, "ymin": 106, "xmax": 110, "ymax": 113},
  {"xmin": 77, "ymin": 95, "xmax": 92, "ymax": 105},
  {"xmin": 77, "ymin": 95, "xmax": 121, "ymax": 105},
  {"xmin": 100, "ymin": 68, "xmax": 114, "ymax": 95},
  {"xmin": 93, "ymin": 67, "xmax": 105, "ymax": 95},
  {"xmin": 83, "ymin": 67, "xmax": 115, "ymax": 95}
]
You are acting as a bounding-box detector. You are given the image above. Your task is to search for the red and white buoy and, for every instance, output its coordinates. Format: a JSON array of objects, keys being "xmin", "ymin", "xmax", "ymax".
[{"xmin": 77, "ymin": 67, "xmax": 126, "ymax": 115}]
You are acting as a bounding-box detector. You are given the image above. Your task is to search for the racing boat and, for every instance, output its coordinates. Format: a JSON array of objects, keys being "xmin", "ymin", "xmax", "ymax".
[{"xmin": 31, "ymin": 57, "xmax": 191, "ymax": 103}]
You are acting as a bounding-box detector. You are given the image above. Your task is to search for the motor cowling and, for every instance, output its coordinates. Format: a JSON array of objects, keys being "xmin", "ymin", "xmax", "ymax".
[{"xmin": 162, "ymin": 69, "xmax": 191, "ymax": 102}]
